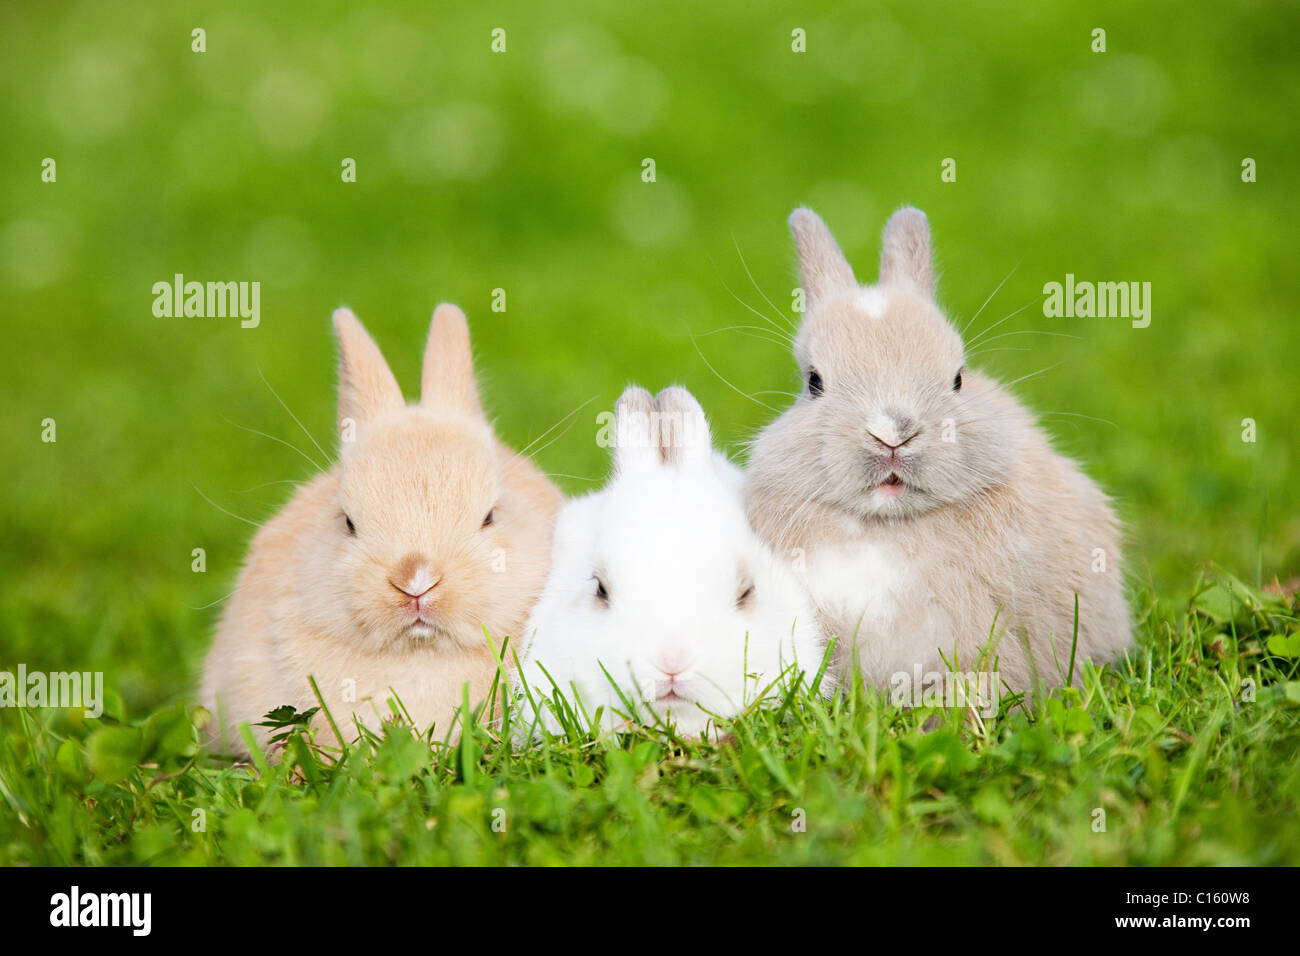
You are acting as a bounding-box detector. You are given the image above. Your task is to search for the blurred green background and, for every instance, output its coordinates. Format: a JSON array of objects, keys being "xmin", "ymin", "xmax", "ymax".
[{"xmin": 1, "ymin": 0, "xmax": 1296, "ymax": 712}]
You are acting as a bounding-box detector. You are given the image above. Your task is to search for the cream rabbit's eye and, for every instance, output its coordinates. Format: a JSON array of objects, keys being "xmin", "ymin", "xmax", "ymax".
[
  {"xmin": 344, "ymin": 514, "xmax": 356, "ymax": 535},
  {"xmin": 482, "ymin": 509, "xmax": 495, "ymax": 528},
  {"xmin": 807, "ymin": 369, "xmax": 824, "ymax": 397},
  {"xmin": 953, "ymin": 370, "xmax": 963, "ymax": 392}
]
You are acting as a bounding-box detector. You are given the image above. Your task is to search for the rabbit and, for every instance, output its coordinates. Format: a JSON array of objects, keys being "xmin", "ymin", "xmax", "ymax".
[
  {"xmin": 515, "ymin": 385, "xmax": 828, "ymax": 739},
  {"xmin": 744, "ymin": 207, "xmax": 1131, "ymax": 699},
  {"xmin": 201, "ymin": 304, "xmax": 563, "ymax": 754}
]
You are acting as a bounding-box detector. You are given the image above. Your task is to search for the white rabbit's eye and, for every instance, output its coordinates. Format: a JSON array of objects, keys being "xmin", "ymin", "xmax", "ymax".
[
  {"xmin": 807, "ymin": 369, "xmax": 824, "ymax": 397},
  {"xmin": 344, "ymin": 514, "xmax": 356, "ymax": 535},
  {"xmin": 593, "ymin": 575, "xmax": 610, "ymax": 605},
  {"xmin": 953, "ymin": 370, "xmax": 963, "ymax": 392},
  {"xmin": 736, "ymin": 583, "xmax": 755, "ymax": 609},
  {"xmin": 482, "ymin": 509, "xmax": 495, "ymax": 528}
]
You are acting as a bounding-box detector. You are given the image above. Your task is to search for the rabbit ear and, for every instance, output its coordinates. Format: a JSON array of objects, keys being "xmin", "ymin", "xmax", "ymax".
[
  {"xmin": 421, "ymin": 303, "xmax": 483, "ymax": 417},
  {"xmin": 613, "ymin": 386, "xmax": 714, "ymax": 474},
  {"xmin": 789, "ymin": 207, "xmax": 857, "ymax": 306},
  {"xmin": 654, "ymin": 386, "xmax": 712, "ymax": 470},
  {"xmin": 333, "ymin": 307, "xmax": 405, "ymax": 440},
  {"xmin": 613, "ymin": 386, "xmax": 659, "ymax": 474},
  {"xmin": 879, "ymin": 207, "xmax": 934, "ymax": 297}
]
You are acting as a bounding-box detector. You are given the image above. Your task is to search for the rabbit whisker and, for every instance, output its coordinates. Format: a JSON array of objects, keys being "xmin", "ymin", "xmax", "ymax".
[
  {"xmin": 996, "ymin": 361, "xmax": 1066, "ymax": 392},
  {"xmin": 222, "ymin": 417, "xmax": 326, "ymax": 473},
  {"xmin": 231, "ymin": 478, "xmax": 306, "ymax": 494},
  {"xmin": 732, "ymin": 232, "xmax": 798, "ymax": 333},
  {"xmin": 696, "ymin": 324, "xmax": 795, "ymax": 350},
  {"xmin": 960, "ymin": 259, "xmax": 1021, "ymax": 337},
  {"xmin": 1037, "ymin": 410, "xmax": 1121, "ymax": 430},
  {"xmin": 719, "ymin": 277, "xmax": 799, "ymax": 342},
  {"xmin": 518, "ymin": 394, "xmax": 599, "ymax": 458},
  {"xmin": 258, "ymin": 364, "xmax": 333, "ymax": 466},
  {"xmin": 191, "ymin": 482, "xmax": 262, "ymax": 528},
  {"xmin": 966, "ymin": 346, "xmax": 1034, "ymax": 357},
  {"xmin": 684, "ymin": 324, "xmax": 780, "ymax": 414},
  {"xmin": 964, "ymin": 295, "xmax": 1041, "ymax": 350},
  {"xmin": 972, "ymin": 329, "xmax": 1082, "ymax": 344}
]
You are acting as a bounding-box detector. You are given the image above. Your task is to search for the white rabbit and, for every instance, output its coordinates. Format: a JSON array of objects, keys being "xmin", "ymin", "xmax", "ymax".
[
  {"xmin": 745, "ymin": 207, "xmax": 1131, "ymax": 696},
  {"xmin": 516, "ymin": 386, "xmax": 828, "ymax": 738}
]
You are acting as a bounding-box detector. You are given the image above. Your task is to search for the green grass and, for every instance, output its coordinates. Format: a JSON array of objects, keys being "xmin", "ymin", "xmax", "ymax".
[
  {"xmin": 1, "ymin": 0, "xmax": 1298, "ymax": 864},
  {"xmin": 2, "ymin": 571, "xmax": 1297, "ymax": 865}
]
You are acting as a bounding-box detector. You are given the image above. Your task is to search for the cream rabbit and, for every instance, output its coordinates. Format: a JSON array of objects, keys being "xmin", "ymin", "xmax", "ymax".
[
  {"xmin": 201, "ymin": 304, "xmax": 562, "ymax": 753},
  {"xmin": 745, "ymin": 207, "xmax": 1130, "ymax": 695}
]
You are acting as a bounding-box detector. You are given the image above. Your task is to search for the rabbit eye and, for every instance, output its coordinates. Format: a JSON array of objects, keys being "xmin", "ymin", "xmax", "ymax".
[
  {"xmin": 736, "ymin": 583, "xmax": 756, "ymax": 610},
  {"xmin": 344, "ymin": 514, "xmax": 356, "ymax": 536},
  {"xmin": 953, "ymin": 370, "xmax": 963, "ymax": 392},
  {"xmin": 807, "ymin": 369, "xmax": 824, "ymax": 397},
  {"xmin": 482, "ymin": 509, "xmax": 495, "ymax": 528},
  {"xmin": 593, "ymin": 575, "xmax": 610, "ymax": 605}
]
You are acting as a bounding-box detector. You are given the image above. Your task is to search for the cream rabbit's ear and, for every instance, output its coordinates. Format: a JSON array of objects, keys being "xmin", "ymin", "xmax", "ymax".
[
  {"xmin": 421, "ymin": 303, "xmax": 484, "ymax": 417},
  {"xmin": 879, "ymin": 206, "xmax": 934, "ymax": 297},
  {"xmin": 789, "ymin": 207, "xmax": 857, "ymax": 306},
  {"xmin": 332, "ymin": 307, "xmax": 405, "ymax": 443}
]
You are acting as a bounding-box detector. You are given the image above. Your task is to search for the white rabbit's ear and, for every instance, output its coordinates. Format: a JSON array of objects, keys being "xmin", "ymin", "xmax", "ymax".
[
  {"xmin": 654, "ymin": 386, "xmax": 712, "ymax": 470},
  {"xmin": 613, "ymin": 386, "xmax": 659, "ymax": 473},
  {"xmin": 333, "ymin": 307, "xmax": 405, "ymax": 442},
  {"xmin": 879, "ymin": 207, "xmax": 934, "ymax": 297},
  {"xmin": 421, "ymin": 303, "xmax": 484, "ymax": 417},
  {"xmin": 789, "ymin": 207, "xmax": 857, "ymax": 306}
]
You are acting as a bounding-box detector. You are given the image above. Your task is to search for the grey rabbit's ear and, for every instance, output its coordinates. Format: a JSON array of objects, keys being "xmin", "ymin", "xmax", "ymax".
[
  {"xmin": 789, "ymin": 207, "xmax": 857, "ymax": 306},
  {"xmin": 879, "ymin": 207, "xmax": 934, "ymax": 297}
]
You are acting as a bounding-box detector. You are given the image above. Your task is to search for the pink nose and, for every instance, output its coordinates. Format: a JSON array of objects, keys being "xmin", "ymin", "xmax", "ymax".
[
  {"xmin": 653, "ymin": 648, "xmax": 694, "ymax": 678},
  {"xmin": 868, "ymin": 429, "xmax": 919, "ymax": 451},
  {"xmin": 391, "ymin": 568, "xmax": 439, "ymax": 599}
]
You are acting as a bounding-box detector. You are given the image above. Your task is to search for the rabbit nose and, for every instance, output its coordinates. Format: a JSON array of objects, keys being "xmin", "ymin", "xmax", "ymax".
[
  {"xmin": 653, "ymin": 646, "xmax": 694, "ymax": 678},
  {"xmin": 867, "ymin": 413, "xmax": 919, "ymax": 450},
  {"xmin": 391, "ymin": 560, "xmax": 440, "ymax": 598},
  {"xmin": 393, "ymin": 579, "xmax": 437, "ymax": 599}
]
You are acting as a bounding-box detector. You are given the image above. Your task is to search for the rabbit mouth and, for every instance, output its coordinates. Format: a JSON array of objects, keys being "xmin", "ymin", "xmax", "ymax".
[
  {"xmin": 874, "ymin": 472, "xmax": 908, "ymax": 496},
  {"xmin": 404, "ymin": 609, "xmax": 454, "ymax": 642},
  {"xmin": 407, "ymin": 619, "xmax": 436, "ymax": 640},
  {"xmin": 651, "ymin": 688, "xmax": 694, "ymax": 705}
]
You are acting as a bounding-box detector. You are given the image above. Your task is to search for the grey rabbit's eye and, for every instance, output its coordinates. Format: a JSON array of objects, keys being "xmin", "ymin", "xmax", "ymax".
[{"xmin": 807, "ymin": 369, "xmax": 824, "ymax": 397}]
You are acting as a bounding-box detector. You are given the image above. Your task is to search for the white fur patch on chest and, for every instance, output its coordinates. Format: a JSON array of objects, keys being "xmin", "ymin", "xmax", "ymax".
[
  {"xmin": 803, "ymin": 540, "xmax": 905, "ymax": 633},
  {"xmin": 855, "ymin": 288, "xmax": 889, "ymax": 318}
]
